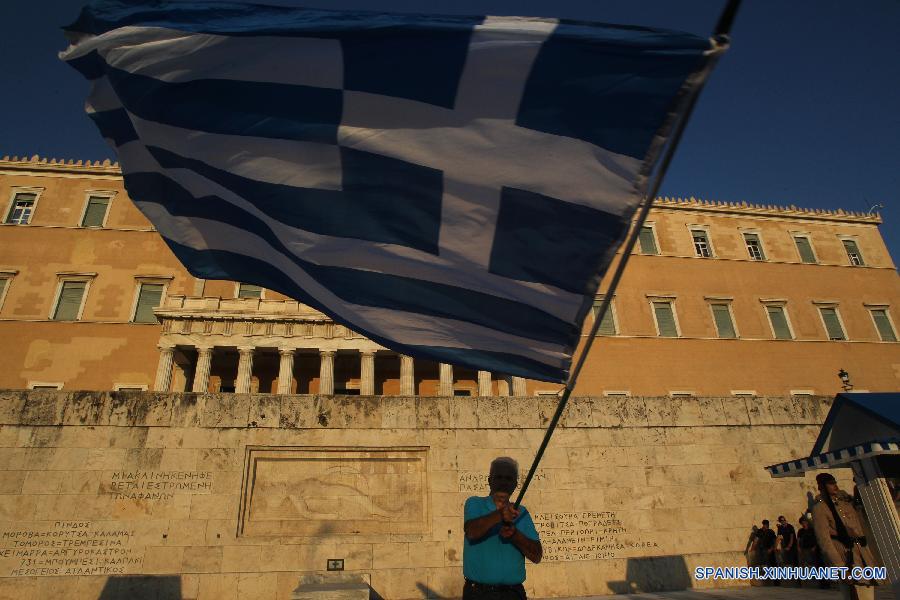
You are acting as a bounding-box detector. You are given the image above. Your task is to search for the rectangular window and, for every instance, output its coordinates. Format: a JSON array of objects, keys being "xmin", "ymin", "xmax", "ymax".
[
  {"xmin": 638, "ymin": 225, "xmax": 659, "ymax": 255},
  {"xmin": 842, "ymin": 239, "xmax": 865, "ymax": 266},
  {"xmin": 238, "ymin": 283, "xmax": 263, "ymax": 298},
  {"xmin": 5, "ymin": 192, "xmax": 36, "ymax": 224},
  {"xmin": 819, "ymin": 307, "xmax": 846, "ymax": 340},
  {"xmin": 0, "ymin": 277, "xmax": 9, "ymax": 311},
  {"xmin": 453, "ymin": 389, "xmax": 473, "ymax": 397},
  {"xmin": 743, "ymin": 233, "xmax": 766, "ymax": 261},
  {"xmin": 652, "ymin": 301, "xmax": 678, "ymax": 337},
  {"xmin": 591, "ymin": 300, "xmax": 617, "ymax": 335},
  {"xmin": 81, "ymin": 195, "xmax": 111, "ymax": 227},
  {"xmin": 766, "ymin": 305, "xmax": 793, "ymax": 340},
  {"xmin": 710, "ymin": 303, "xmax": 737, "ymax": 339},
  {"xmin": 794, "ymin": 236, "xmax": 817, "ymax": 264},
  {"xmin": 133, "ymin": 283, "xmax": 164, "ymax": 323},
  {"xmin": 29, "ymin": 382, "xmax": 63, "ymax": 390},
  {"xmin": 52, "ymin": 281, "xmax": 88, "ymax": 321},
  {"xmin": 870, "ymin": 309, "xmax": 897, "ymax": 342},
  {"xmin": 691, "ymin": 229, "xmax": 712, "ymax": 257}
]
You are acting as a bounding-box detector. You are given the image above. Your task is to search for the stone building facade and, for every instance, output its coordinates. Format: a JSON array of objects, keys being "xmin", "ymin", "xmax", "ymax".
[{"xmin": 2, "ymin": 154, "xmax": 898, "ymax": 396}]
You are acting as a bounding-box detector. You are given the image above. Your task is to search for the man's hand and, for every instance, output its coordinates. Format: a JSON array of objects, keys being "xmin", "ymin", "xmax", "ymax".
[
  {"xmin": 500, "ymin": 523, "xmax": 516, "ymax": 539},
  {"xmin": 500, "ymin": 502, "xmax": 520, "ymax": 523}
]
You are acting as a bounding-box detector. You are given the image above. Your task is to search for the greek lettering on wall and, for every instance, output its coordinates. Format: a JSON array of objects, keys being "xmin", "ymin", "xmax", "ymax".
[
  {"xmin": 533, "ymin": 511, "xmax": 659, "ymax": 561},
  {"xmin": 101, "ymin": 470, "xmax": 213, "ymax": 501}
]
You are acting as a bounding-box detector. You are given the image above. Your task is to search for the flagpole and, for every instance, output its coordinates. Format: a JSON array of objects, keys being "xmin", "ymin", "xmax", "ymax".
[{"xmin": 514, "ymin": 0, "xmax": 741, "ymax": 509}]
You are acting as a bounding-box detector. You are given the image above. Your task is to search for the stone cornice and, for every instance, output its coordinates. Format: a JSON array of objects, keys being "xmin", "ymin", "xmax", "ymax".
[{"xmin": 0, "ymin": 155, "xmax": 883, "ymax": 224}]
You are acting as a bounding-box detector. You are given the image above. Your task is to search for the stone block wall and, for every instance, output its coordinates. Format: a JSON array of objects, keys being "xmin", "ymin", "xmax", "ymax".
[{"xmin": 0, "ymin": 391, "xmax": 838, "ymax": 599}]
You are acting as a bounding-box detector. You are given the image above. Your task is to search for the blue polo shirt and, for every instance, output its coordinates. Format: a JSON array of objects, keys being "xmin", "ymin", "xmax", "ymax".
[{"xmin": 463, "ymin": 495, "xmax": 540, "ymax": 585}]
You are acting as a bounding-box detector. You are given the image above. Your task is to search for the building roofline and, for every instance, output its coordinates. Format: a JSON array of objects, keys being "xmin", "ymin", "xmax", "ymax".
[{"xmin": 0, "ymin": 154, "xmax": 883, "ymax": 224}]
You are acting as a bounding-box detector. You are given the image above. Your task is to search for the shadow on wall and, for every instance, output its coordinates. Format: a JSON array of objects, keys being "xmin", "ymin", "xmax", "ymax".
[
  {"xmin": 608, "ymin": 555, "xmax": 691, "ymax": 594},
  {"xmin": 97, "ymin": 575, "xmax": 182, "ymax": 600}
]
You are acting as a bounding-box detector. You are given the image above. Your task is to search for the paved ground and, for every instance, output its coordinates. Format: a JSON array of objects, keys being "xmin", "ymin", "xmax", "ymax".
[{"xmin": 544, "ymin": 585, "xmax": 896, "ymax": 600}]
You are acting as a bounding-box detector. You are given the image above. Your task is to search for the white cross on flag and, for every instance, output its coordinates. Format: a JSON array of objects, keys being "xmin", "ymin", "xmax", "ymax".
[{"xmin": 61, "ymin": 0, "xmax": 713, "ymax": 383}]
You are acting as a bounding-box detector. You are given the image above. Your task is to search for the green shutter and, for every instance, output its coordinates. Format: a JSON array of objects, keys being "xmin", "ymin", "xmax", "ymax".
[
  {"xmin": 592, "ymin": 301, "xmax": 616, "ymax": 335},
  {"xmin": 842, "ymin": 240, "xmax": 865, "ymax": 266},
  {"xmin": 711, "ymin": 304, "xmax": 736, "ymax": 338},
  {"xmin": 767, "ymin": 306, "xmax": 792, "ymax": 340},
  {"xmin": 638, "ymin": 226, "xmax": 658, "ymax": 255},
  {"xmin": 81, "ymin": 196, "xmax": 110, "ymax": 227},
  {"xmin": 238, "ymin": 284, "xmax": 263, "ymax": 298},
  {"xmin": 871, "ymin": 310, "xmax": 897, "ymax": 342},
  {"xmin": 653, "ymin": 302, "xmax": 678, "ymax": 337},
  {"xmin": 133, "ymin": 283, "xmax": 163, "ymax": 323},
  {"xmin": 53, "ymin": 281, "xmax": 87, "ymax": 321},
  {"xmin": 820, "ymin": 307, "xmax": 846, "ymax": 340},
  {"xmin": 795, "ymin": 237, "xmax": 816, "ymax": 263}
]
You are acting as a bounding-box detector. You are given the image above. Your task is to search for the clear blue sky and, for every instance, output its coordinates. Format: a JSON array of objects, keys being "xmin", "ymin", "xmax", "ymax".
[{"xmin": 2, "ymin": 0, "xmax": 899, "ymax": 261}]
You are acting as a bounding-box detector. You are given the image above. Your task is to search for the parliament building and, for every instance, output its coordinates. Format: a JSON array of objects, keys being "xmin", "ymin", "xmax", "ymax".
[{"xmin": 2, "ymin": 154, "xmax": 897, "ymax": 397}]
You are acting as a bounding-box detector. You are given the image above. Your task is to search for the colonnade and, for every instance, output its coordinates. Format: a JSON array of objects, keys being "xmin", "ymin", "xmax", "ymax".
[{"xmin": 154, "ymin": 344, "xmax": 526, "ymax": 396}]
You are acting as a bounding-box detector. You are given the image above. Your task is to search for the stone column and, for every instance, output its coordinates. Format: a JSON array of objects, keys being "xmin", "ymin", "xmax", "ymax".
[
  {"xmin": 191, "ymin": 346, "xmax": 214, "ymax": 393},
  {"xmin": 319, "ymin": 350, "xmax": 335, "ymax": 395},
  {"xmin": 477, "ymin": 371, "xmax": 492, "ymax": 397},
  {"xmin": 235, "ymin": 346, "xmax": 255, "ymax": 394},
  {"xmin": 438, "ymin": 363, "xmax": 454, "ymax": 397},
  {"xmin": 399, "ymin": 355, "xmax": 415, "ymax": 396},
  {"xmin": 276, "ymin": 348, "xmax": 295, "ymax": 395},
  {"xmin": 853, "ymin": 458, "xmax": 900, "ymax": 592},
  {"xmin": 360, "ymin": 351, "xmax": 375, "ymax": 396},
  {"xmin": 153, "ymin": 344, "xmax": 176, "ymax": 392},
  {"xmin": 511, "ymin": 376, "xmax": 527, "ymax": 397}
]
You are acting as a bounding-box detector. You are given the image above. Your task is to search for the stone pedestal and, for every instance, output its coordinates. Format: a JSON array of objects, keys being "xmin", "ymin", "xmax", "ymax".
[{"xmin": 291, "ymin": 573, "xmax": 369, "ymax": 600}]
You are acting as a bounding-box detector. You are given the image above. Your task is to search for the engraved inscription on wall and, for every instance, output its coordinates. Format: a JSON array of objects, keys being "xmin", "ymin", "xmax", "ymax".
[
  {"xmin": 457, "ymin": 470, "xmax": 549, "ymax": 492},
  {"xmin": 239, "ymin": 447, "xmax": 428, "ymax": 537},
  {"xmin": 0, "ymin": 521, "xmax": 142, "ymax": 577},
  {"xmin": 533, "ymin": 511, "xmax": 659, "ymax": 561},
  {"xmin": 101, "ymin": 471, "xmax": 213, "ymax": 501}
]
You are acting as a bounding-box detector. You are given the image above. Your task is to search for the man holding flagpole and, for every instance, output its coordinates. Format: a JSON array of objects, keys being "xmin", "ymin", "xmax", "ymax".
[{"xmin": 464, "ymin": 457, "xmax": 542, "ymax": 599}]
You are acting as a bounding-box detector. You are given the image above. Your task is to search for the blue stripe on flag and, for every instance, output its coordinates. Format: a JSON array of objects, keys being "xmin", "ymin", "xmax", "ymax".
[
  {"xmin": 516, "ymin": 23, "xmax": 706, "ymax": 159},
  {"xmin": 106, "ymin": 66, "xmax": 341, "ymax": 144},
  {"xmin": 66, "ymin": 1, "xmax": 484, "ymax": 39},
  {"xmin": 146, "ymin": 146, "xmax": 442, "ymax": 254},
  {"xmin": 123, "ymin": 171, "xmax": 574, "ymax": 346},
  {"xmin": 489, "ymin": 187, "xmax": 627, "ymax": 294},
  {"xmin": 66, "ymin": 50, "xmax": 106, "ymax": 80},
  {"xmin": 88, "ymin": 108, "xmax": 138, "ymax": 145},
  {"xmin": 341, "ymin": 28, "xmax": 474, "ymax": 108},
  {"xmin": 157, "ymin": 240, "xmax": 569, "ymax": 382}
]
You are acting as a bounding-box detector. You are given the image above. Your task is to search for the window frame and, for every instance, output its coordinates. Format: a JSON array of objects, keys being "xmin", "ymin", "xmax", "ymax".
[
  {"xmin": 0, "ymin": 269, "xmax": 16, "ymax": 312},
  {"xmin": 790, "ymin": 390, "xmax": 815, "ymax": 397},
  {"xmin": 865, "ymin": 305, "xmax": 897, "ymax": 342},
  {"xmin": 688, "ymin": 226, "xmax": 714, "ymax": 258},
  {"xmin": 838, "ymin": 236, "xmax": 866, "ymax": 266},
  {"xmin": 236, "ymin": 282, "xmax": 265, "ymax": 299},
  {"xmin": 638, "ymin": 222, "xmax": 660, "ymax": 255},
  {"xmin": 28, "ymin": 381, "xmax": 63, "ymax": 390},
  {"xmin": 4, "ymin": 186, "xmax": 44, "ymax": 225},
  {"xmin": 591, "ymin": 297, "xmax": 619, "ymax": 336},
  {"xmin": 113, "ymin": 383, "xmax": 149, "ymax": 391},
  {"xmin": 730, "ymin": 390, "xmax": 757, "ymax": 397},
  {"xmin": 791, "ymin": 233, "xmax": 818, "ymax": 264},
  {"xmin": 603, "ymin": 390, "xmax": 631, "ymax": 397},
  {"xmin": 814, "ymin": 302, "xmax": 848, "ymax": 341},
  {"xmin": 761, "ymin": 300, "xmax": 794, "ymax": 340},
  {"xmin": 79, "ymin": 190, "xmax": 117, "ymax": 228},
  {"xmin": 49, "ymin": 274, "xmax": 95, "ymax": 321},
  {"xmin": 707, "ymin": 298, "xmax": 739, "ymax": 339},
  {"xmin": 741, "ymin": 231, "xmax": 766, "ymax": 261},
  {"xmin": 669, "ymin": 391, "xmax": 695, "ymax": 397},
  {"xmin": 130, "ymin": 278, "xmax": 171, "ymax": 324},
  {"xmin": 648, "ymin": 296, "xmax": 681, "ymax": 338}
]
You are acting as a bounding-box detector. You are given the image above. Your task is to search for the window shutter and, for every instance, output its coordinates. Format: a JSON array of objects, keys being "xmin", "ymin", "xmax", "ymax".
[
  {"xmin": 653, "ymin": 302, "xmax": 677, "ymax": 337},
  {"xmin": 53, "ymin": 281, "xmax": 87, "ymax": 321},
  {"xmin": 711, "ymin": 304, "xmax": 736, "ymax": 338},
  {"xmin": 639, "ymin": 226, "xmax": 658, "ymax": 255},
  {"xmin": 0, "ymin": 278, "xmax": 7, "ymax": 303},
  {"xmin": 592, "ymin": 301, "xmax": 616, "ymax": 335},
  {"xmin": 238, "ymin": 284, "xmax": 263, "ymax": 298},
  {"xmin": 842, "ymin": 240, "xmax": 865, "ymax": 266},
  {"xmin": 820, "ymin": 308, "xmax": 846, "ymax": 340},
  {"xmin": 871, "ymin": 310, "xmax": 897, "ymax": 342},
  {"xmin": 81, "ymin": 196, "xmax": 110, "ymax": 227},
  {"xmin": 767, "ymin": 306, "xmax": 791, "ymax": 340},
  {"xmin": 795, "ymin": 237, "xmax": 816, "ymax": 263},
  {"xmin": 743, "ymin": 233, "xmax": 765, "ymax": 260},
  {"xmin": 133, "ymin": 284, "xmax": 164, "ymax": 323}
]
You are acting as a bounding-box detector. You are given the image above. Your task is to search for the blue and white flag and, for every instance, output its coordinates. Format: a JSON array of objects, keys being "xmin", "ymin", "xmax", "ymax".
[{"xmin": 61, "ymin": 0, "xmax": 712, "ymax": 383}]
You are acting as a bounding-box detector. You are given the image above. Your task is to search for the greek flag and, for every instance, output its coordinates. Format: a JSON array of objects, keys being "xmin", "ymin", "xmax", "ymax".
[{"xmin": 61, "ymin": 1, "xmax": 711, "ymax": 383}]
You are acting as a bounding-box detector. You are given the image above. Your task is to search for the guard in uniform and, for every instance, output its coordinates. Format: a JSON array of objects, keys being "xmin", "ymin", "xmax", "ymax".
[{"xmin": 811, "ymin": 472, "xmax": 877, "ymax": 600}]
